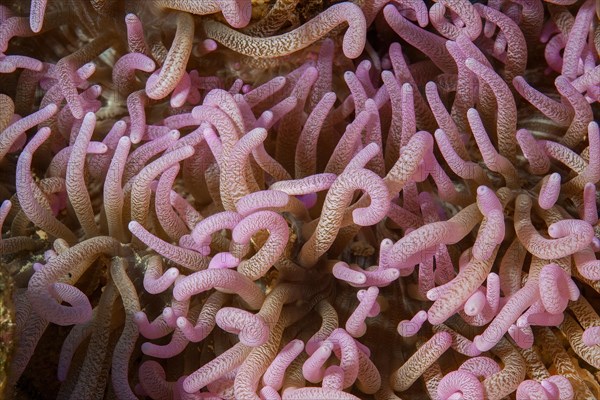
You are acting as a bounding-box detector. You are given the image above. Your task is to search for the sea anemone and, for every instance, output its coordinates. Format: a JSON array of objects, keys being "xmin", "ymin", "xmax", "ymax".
[{"xmin": 0, "ymin": 0, "xmax": 599, "ymax": 399}]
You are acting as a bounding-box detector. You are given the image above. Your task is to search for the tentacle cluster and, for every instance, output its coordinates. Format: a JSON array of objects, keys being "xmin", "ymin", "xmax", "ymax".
[{"xmin": 0, "ymin": 0, "xmax": 599, "ymax": 399}]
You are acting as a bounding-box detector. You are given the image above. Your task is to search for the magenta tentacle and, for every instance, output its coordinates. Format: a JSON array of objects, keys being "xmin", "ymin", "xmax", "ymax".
[
  {"xmin": 263, "ymin": 339, "xmax": 304, "ymax": 391},
  {"xmin": 0, "ymin": 54, "xmax": 43, "ymax": 72},
  {"xmin": 512, "ymin": 77, "xmax": 572, "ymax": 126},
  {"xmin": 0, "ymin": 103, "xmax": 57, "ymax": 162},
  {"xmin": 203, "ymin": 3, "xmax": 366, "ymax": 59},
  {"xmin": 344, "ymin": 71, "xmax": 368, "ymax": 114},
  {"xmin": 538, "ymin": 263, "xmax": 579, "ymax": 314},
  {"xmin": 103, "ymin": 136, "xmax": 131, "ymax": 242},
  {"xmin": 129, "ymin": 221, "xmax": 208, "ymax": 270},
  {"xmin": 515, "ymin": 195, "xmax": 594, "ymax": 259},
  {"xmin": 143, "ymin": 256, "xmax": 179, "ymax": 294},
  {"xmin": 428, "ymin": 245, "xmax": 497, "ymax": 325},
  {"xmin": 580, "ymin": 182, "xmax": 598, "ymax": 225},
  {"xmin": 388, "ymin": 204, "xmax": 480, "ymax": 271},
  {"xmin": 173, "ymin": 268, "xmax": 264, "ymax": 309},
  {"xmin": 430, "ymin": 0, "xmax": 482, "ymax": 40},
  {"xmin": 256, "ymin": 97, "xmax": 297, "ymax": 130},
  {"xmin": 438, "ymin": 370, "xmax": 484, "ymax": 400},
  {"xmin": 295, "ymin": 92, "xmax": 336, "ymax": 178},
  {"xmin": 260, "ymin": 386, "xmax": 281, "ymax": 400},
  {"xmin": 0, "ymin": 200, "xmax": 11, "ymax": 236},
  {"xmin": 176, "ymin": 292, "xmax": 226, "ymax": 342},
  {"xmin": 561, "ymin": 0, "xmax": 595, "ymax": 80},
  {"xmin": 235, "ymin": 190, "xmax": 289, "ymax": 217},
  {"xmin": 562, "ymin": 121, "xmax": 600, "ymax": 192},
  {"xmin": 459, "ymin": 356, "xmax": 501, "ymax": 378},
  {"xmin": 126, "ymin": 90, "xmax": 150, "ymax": 144},
  {"xmin": 391, "ymin": 331, "xmax": 453, "ymax": 391},
  {"xmin": 220, "ymin": 127, "xmax": 268, "ymax": 210},
  {"xmin": 282, "ymin": 387, "xmax": 360, "ymax": 400},
  {"xmin": 299, "ymin": 168, "xmax": 390, "ymax": 267},
  {"xmin": 582, "ymin": 327, "xmax": 600, "ymax": 346},
  {"xmin": 426, "ymin": 82, "xmax": 469, "ymax": 159},
  {"xmin": 141, "ymin": 326, "xmax": 190, "ymax": 358},
  {"xmin": 474, "ymin": 277, "xmax": 539, "ymax": 352},
  {"xmin": 204, "ymin": 89, "xmax": 245, "ymax": 133},
  {"xmin": 399, "ymin": 83, "xmax": 416, "ymax": 148},
  {"xmin": 345, "ymin": 286, "xmax": 379, "ymax": 337},
  {"xmin": 27, "ymin": 236, "xmax": 121, "ymax": 325},
  {"xmin": 397, "ymin": 310, "xmax": 428, "ymax": 337},
  {"xmin": 49, "ymin": 282, "xmax": 93, "ymax": 323},
  {"xmin": 538, "ymin": 173, "xmax": 561, "ymax": 209},
  {"xmin": 322, "ymin": 365, "xmax": 344, "ymax": 391},
  {"xmin": 516, "ymin": 128, "xmax": 551, "ymax": 175},
  {"xmin": 516, "ymin": 380, "xmax": 552, "ymax": 400},
  {"xmin": 16, "ymin": 128, "xmax": 77, "ymax": 243},
  {"xmin": 28, "ymin": 0, "xmax": 47, "ymax": 32},
  {"xmin": 343, "ymin": 143, "xmax": 381, "ymax": 174},
  {"xmin": 474, "ymin": 3, "xmax": 527, "ymax": 84},
  {"xmin": 215, "ymin": 307, "xmax": 269, "ymax": 347},
  {"xmin": 130, "ymin": 145, "xmax": 195, "ymax": 227},
  {"xmin": 323, "ymin": 328, "xmax": 359, "ymax": 389},
  {"xmin": 145, "ymin": 12, "xmax": 194, "ymax": 100},
  {"xmin": 573, "ymin": 246, "xmax": 600, "ymax": 280},
  {"xmin": 113, "ymin": 53, "xmax": 155, "ymax": 93},
  {"xmin": 154, "ymin": 165, "xmax": 189, "ymax": 241},
  {"xmin": 384, "ymin": 4, "xmax": 456, "ymax": 73},
  {"xmin": 183, "ymin": 342, "xmax": 251, "ymax": 393},
  {"xmin": 189, "ymin": 211, "xmax": 243, "ymax": 255},
  {"xmin": 161, "ymin": 292, "xmax": 190, "ymax": 329},
  {"xmin": 302, "ymin": 341, "xmax": 333, "ymax": 383},
  {"xmin": 355, "ymin": 58, "xmax": 376, "ymax": 94},
  {"xmin": 87, "ymin": 119, "xmax": 127, "ymax": 179},
  {"xmin": 133, "ymin": 311, "xmax": 172, "ymax": 340},
  {"xmin": 124, "ymin": 13, "xmax": 150, "ymax": 54},
  {"xmin": 208, "ymin": 252, "xmax": 240, "ymax": 270},
  {"xmin": 138, "ymin": 361, "xmax": 175, "ymax": 400},
  {"xmin": 66, "ymin": 112, "xmax": 102, "ymax": 237},
  {"xmin": 465, "ymin": 58, "xmax": 518, "ymax": 163},
  {"xmin": 332, "ymin": 262, "xmax": 367, "ymax": 286},
  {"xmin": 232, "ymin": 210, "xmax": 289, "ymax": 280},
  {"xmin": 170, "ymin": 70, "xmax": 192, "ymax": 107},
  {"xmin": 123, "ymin": 130, "xmax": 180, "ymax": 183}
]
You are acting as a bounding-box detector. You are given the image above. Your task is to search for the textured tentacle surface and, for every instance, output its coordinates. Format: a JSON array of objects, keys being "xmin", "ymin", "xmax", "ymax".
[{"xmin": 1, "ymin": 1, "xmax": 599, "ymax": 399}]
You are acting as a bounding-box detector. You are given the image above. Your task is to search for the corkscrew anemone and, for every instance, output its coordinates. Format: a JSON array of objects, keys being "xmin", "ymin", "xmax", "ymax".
[{"xmin": 0, "ymin": 0, "xmax": 599, "ymax": 399}]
